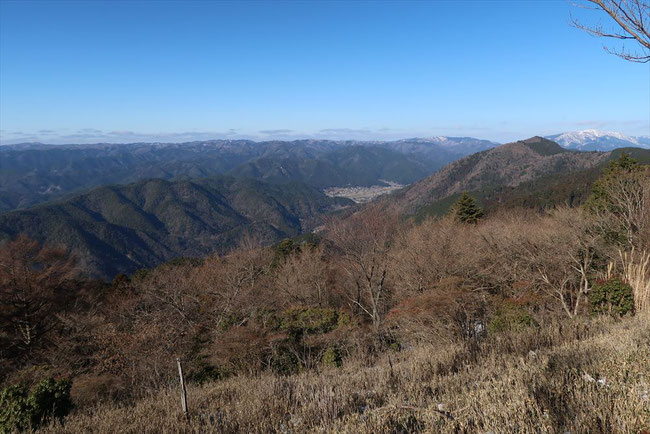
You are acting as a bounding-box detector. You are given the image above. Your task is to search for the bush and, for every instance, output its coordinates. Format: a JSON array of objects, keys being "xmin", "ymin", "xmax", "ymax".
[
  {"xmin": 70, "ymin": 374, "xmax": 126, "ymax": 405},
  {"xmin": 278, "ymin": 307, "xmax": 342, "ymax": 337},
  {"xmin": 269, "ymin": 340, "xmax": 301, "ymax": 375},
  {"xmin": 0, "ymin": 377, "xmax": 73, "ymax": 432},
  {"xmin": 322, "ymin": 346, "xmax": 342, "ymax": 368},
  {"xmin": 589, "ymin": 278, "xmax": 635, "ymax": 317},
  {"xmin": 187, "ymin": 364, "xmax": 228, "ymax": 385},
  {"xmin": 271, "ymin": 239, "xmax": 299, "ymax": 267},
  {"xmin": 487, "ymin": 302, "xmax": 537, "ymax": 334}
]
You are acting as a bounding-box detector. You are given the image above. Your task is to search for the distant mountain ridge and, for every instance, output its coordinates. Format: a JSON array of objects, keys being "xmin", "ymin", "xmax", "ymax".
[
  {"xmin": 545, "ymin": 129, "xmax": 650, "ymax": 151},
  {"xmin": 0, "ymin": 137, "xmax": 497, "ymax": 212},
  {"xmin": 228, "ymin": 145, "xmax": 436, "ymax": 188}
]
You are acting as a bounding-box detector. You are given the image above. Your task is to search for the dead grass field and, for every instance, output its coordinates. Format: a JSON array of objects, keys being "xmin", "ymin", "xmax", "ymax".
[{"xmin": 43, "ymin": 315, "xmax": 649, "ymax": 433}]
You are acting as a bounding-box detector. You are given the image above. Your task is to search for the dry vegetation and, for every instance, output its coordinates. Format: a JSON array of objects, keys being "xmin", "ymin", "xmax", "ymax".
[
  {"xmin": 40, "ymin": 316, "xmax": 650, "ymax": 433},
  {"xmin": 1, "ymin": 155, "xmax": 649, "ymax": 433}
]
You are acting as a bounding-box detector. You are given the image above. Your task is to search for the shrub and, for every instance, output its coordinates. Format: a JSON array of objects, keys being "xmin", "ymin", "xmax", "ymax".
[
  {"xmin": 187, "ymin": 364, "xmax": 228, "ymax": 385},
  {"xmin": 278, "ymin": 307, "xmax": 341, "ymax": 337},
  {"xmin": 0, "ymin": 377, "xmax": 73, "ymax": 432},
  {"xmin": 322, "ymin": 346, "xmax": 342, "ymax": 368},
  {"xmin": 70, "ymin": 374, "xmax": 125, "ymax": 405},
  {"xmin": 271, "ymin": 239, "xmax": 299, "ymax": 267},
  {"xmin": 487, "ymin": 302, "xmax": 537, "ymax": 334},
  {"xmin": 589, "ymin": 278, "xmax": 635, "ymax": 317},
  {"xmin": 269, "ymin": 340, "xmax": 301, "ymax": 375},
  {"xmin": 336, "ymin": 311, "xmax": 352, "ymax": 328}
]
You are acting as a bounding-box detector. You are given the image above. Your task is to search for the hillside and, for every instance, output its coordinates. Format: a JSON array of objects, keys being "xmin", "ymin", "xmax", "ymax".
[
  {"xmin": 414, "ymin": 147, "xmax": 650, "ymax": 219},
  {"xmin": 0, "ymin": 176, "xmax": 351, "ymax": 277},
  {"xmin": 0, "ymin": 137, "xmax": 495, "ymax": 212},
  {"xmin": 0, "ymin": 141, "xmax": 262, "ymax": 211},
  {"xmin": 228, "ymin": 146, "xmax": 435, "ymax": 188},
  {"xmin": 390, "ymin": 137, "xmax": 611, "ymax": 216},
  {"xmin": 3, "ymin": 141, "xmax": 650, "ymax": 434},
  {"xmin": 38, "ymin": 316, "xmax": 650, "ymax": 433}
]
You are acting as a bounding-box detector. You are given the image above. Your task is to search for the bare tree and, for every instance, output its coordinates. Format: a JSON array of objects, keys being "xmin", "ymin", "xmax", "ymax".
[
  {"xmin": 520, "ymin": 208, "xmax": 606, "ymax": 318},
  {"xmin": 0, "ymin": 235, "xmax": 77, "ymax": 362},
  {"xmin": 194, "ymin": 247, "xmax": 274, "ymax": 333},
  {"xmin": 572, "ymin": 0, "xmax": 650, "ymax": 62},
  {"xmin": 275, "ymin": 245, "xmax": 330, "ymax": 307},
  {"xmin": 326, "ymin": 207, "xmax": 397, "ymax": 330},
  {"xmin": 592, "ymin": 168, "xmax": 650, "ymax": 249}
]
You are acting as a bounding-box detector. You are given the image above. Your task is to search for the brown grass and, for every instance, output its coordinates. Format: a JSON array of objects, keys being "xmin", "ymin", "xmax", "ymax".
[
  {"xmin": 619, "ymin": 249, "xmax": 650, "ymax": 315},
  {"xmin": 43, "ymin": 315, "xmax": 650, "ymax": 433}
]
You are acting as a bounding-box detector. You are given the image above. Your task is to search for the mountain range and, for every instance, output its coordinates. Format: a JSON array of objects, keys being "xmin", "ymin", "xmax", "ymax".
[
  {"xmin": 545, "ymin": 129, "xmax": 650, "ymax": 151},
  {"xmin": 4, "ymin": 131, "xmax": 646, "ymax": 213},
  {"xmin": 2, "ymin": 133, "xmax": 649, "ymax": 278},
  {"xmin": 0, "ymin": 137, "xmax": 496, "ymax": 212}
]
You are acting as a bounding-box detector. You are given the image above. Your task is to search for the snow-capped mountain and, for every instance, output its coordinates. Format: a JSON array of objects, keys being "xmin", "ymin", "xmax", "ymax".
[
  {"xmin": 545, "ymin": 130, "xmax": 650, "ymax": 151},
  {"xmin": 388, "ymin": 136, "xmax": 499, "ymax": 155}
]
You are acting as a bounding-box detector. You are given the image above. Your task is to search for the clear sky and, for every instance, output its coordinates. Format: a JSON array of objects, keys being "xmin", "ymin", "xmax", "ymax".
[{"xmin": 0, "ymin": 0, "xmax": 648, "ymax": 144}]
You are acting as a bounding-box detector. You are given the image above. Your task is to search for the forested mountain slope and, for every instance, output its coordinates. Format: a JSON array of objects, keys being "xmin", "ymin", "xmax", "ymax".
[
  {"xmin": 389, "ymin": 137, "xmax": 611, "ymax": 216},
  {"xmin": 410, "ymin": 146, "xmax": 650, "ymax": 219},
  {"xmin": 0, "ymin": 176, "xmax": 350, "ymax": 277}
]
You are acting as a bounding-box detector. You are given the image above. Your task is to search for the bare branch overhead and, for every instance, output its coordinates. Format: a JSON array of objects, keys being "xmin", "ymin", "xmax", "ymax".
[{"xmin": 572, "ymin": 0, "xmax": 650, "ymax": 62}]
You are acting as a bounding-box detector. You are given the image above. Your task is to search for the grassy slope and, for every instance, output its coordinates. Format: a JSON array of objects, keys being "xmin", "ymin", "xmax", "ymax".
[{"xmin": 43, "ymin": 315, "xmax": 650, "ymax": 433}]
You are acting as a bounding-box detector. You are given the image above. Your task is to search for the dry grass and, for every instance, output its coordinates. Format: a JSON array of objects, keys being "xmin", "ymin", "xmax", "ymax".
[
  {"xmin": 620, "ymin": 249, "xmax": 650, "ymax": 315},
  {"xmin": 42, "ymin": 316, "xmax": 650, "ymax": 433}
]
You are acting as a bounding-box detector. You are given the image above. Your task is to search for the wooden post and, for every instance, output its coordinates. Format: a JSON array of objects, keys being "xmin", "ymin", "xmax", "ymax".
[{"xmin": 177, "ymin": 357, "xmax": 188, "ymax": 419}]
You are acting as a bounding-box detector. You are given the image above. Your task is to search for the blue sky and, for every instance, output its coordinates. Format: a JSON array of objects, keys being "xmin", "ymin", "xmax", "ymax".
[{"xmin": 0, "ymin": 0, "xmax": 648, "ymax": 144}]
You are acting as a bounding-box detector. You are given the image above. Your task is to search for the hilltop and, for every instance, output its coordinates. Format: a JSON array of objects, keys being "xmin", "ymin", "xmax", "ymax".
[{"xmin": 389, "ymin": 137, "xmax": 612, "ymax": 216}]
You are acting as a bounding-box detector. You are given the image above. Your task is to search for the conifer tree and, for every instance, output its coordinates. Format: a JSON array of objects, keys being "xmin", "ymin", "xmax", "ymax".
[{"xmin": 451, "ymin": 192, "xmax": 484, "ymax": 224}]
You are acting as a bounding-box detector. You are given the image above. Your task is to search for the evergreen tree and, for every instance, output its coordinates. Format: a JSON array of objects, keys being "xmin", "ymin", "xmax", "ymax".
[{"xmin": 451, "ymin": 192, "xmax": 484, "ymax": 224}]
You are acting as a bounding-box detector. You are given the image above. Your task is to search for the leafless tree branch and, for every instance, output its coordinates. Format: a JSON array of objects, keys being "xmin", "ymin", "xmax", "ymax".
[{"xmin": 572, "ymin": 0, "xmax": 650, "ymax": 62}]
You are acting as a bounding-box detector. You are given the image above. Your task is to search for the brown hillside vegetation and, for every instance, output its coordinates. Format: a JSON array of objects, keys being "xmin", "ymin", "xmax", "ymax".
[
  {"xmin": 1, "ymin": 154, "xmax": 649, "ymax": 433},
  {"xmin": 392, "ymin": 137, "xmax": 610, "ymax": 215},
  {"xmin": 41, "ymin": 316, "xmax": 649, "ymax": 433}
]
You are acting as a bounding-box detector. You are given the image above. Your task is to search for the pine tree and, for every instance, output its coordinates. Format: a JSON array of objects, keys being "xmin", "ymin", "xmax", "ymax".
[{"xmin": 452, "ymin": 192, "xmax": 484, "ymax": 224}]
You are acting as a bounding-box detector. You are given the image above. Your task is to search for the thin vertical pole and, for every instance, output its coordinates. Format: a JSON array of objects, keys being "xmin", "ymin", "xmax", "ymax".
[{"xmin": 177, "ymin": 357, "xmax": 188, "ymax": 419}]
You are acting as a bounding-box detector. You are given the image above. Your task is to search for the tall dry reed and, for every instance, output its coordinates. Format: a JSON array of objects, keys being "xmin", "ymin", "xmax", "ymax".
[{"xmin": 619, "ymin": 248, "xmax": 650, "ymax": 315}]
